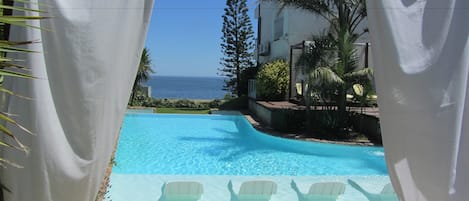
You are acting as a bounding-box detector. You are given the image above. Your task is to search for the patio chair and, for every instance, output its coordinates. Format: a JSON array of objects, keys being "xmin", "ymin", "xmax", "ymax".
[
  {"xmin": 157, "ymin": 181, "xmax": 204, "ymax": 201},
  {"xmin": 348, "ymin": 179, "xmax": 399, "ymax": 201},
  {"xmin": 290, "ymin": 180, "xmax": 345, "ymax": 201},
  {"xmin": 295, "ymin": 83, "xmax": 304, "ymax": 99},
  {"xmin": 228, "ymin": 180, "xmax": 277, "ymax": 201}
]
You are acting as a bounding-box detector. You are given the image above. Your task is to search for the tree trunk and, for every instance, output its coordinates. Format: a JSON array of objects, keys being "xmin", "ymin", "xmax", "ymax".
[
  {"xmin": 337, "ymin": 86, "xmax": 347, "ymax": 131},
  {"xmin": 305, "ymin": 93, "xmax": 312, "ymax": 132},
  {"xmin": 236, "ymin": 65, "xmax": 241, "ymax": 97},
  {"xmin": 129, "ymin": 80, "xmax": 138, "ymax": 106}
]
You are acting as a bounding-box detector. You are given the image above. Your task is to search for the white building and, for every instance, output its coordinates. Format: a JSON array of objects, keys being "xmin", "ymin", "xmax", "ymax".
[{"xmin": 254, "ymin": 1, "xmax": 372, "ymax": 99}]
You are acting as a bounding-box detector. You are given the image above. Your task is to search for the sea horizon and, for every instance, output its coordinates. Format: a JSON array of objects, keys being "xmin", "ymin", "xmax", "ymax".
[
  {"xmin": 150, "ymin": 74, "xmax": 224, "ymax": 79},
  {"xmin": 144, "ymin": 75, "xmax": 227, "ymax": 100}
]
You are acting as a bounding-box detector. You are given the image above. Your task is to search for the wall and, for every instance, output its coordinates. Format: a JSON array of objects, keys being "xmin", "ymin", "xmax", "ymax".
[
  {"xmin": 249, "ymin": 100, "xmax": 382, "ymax": 143},
  {"xmin": 350, "ymin": 113, "xmax": 382, "ymax": 143},
  {"xmin": 255, "ymin": 2, "xmax": 326, "ymax": 64},
  {"xmin": 248, "ymin": 99, "xmax": 272, "ymax": 125}
]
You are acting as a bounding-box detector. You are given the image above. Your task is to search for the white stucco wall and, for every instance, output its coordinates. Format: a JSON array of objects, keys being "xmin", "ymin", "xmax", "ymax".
[{"xmin": 256, "ymin": 2, "xmax": 327, "ymax": 64}]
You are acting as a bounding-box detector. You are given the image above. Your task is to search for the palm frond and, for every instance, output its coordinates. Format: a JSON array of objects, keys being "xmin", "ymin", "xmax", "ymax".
[
  {"xmin": 0, "ymin": 0, "xmax": 46, "ymax": 169},
  {"xmin": 296, "ymin": 33, "xmax": 335, "ymax": 74},
  {"xmin": 308, "ymin": 66, "xmax": 344, "ymax": 86},
  {"xmin": 0, "ymin": 112, "xmax": 34, "ymax": 136},
  {"xmin": 0, "ymin": 4, "xmax": 45, "ymax": 13},
  {"xmin": 0, "ymin": 45, "xmax": 38, "ymax": 53},
  {"xmin": 0, "ymin": 158, "xmax": 23, "ymax": 169},
  {"xmin": 0, "ymin": 69, "xmax": 35, "ymax": 79},
  {"xmin": 0, "ymin": 124, "xmax": 30, "ymax": 155},
  {"xmin": 0, "ymin": 87, "xmax": 33, "ymax": 100},
  {"xmin": 336, "ymin": 30, "xmax": 359, "ymax": 75},
  {"xmin": 343, "ymin": 67, "xmax": 373, "ymax": 79},
  {"xmin": 0, "ymin": 62, "xmax": 30, "ymax": 70}
]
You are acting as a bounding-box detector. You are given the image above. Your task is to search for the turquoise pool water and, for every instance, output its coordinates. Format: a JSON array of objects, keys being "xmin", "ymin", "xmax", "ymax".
[{"xmin": 114, "ymin": 114, "xmax": 388, "ymax": 176}]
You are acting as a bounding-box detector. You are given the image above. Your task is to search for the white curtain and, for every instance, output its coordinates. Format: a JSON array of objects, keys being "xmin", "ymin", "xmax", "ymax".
[
  {"xmin": 366, "ymin": 1, "xmax": 468, "ymax": 201},
  {"xmin": 0, "ymin": 0, "xmax": 154, "ymax": 200}
]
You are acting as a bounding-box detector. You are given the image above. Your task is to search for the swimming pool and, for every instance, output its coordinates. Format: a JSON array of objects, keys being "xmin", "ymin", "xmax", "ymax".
[{"xmin": 114, "ymin": 113, "xmax": 388, "ymax": 176}]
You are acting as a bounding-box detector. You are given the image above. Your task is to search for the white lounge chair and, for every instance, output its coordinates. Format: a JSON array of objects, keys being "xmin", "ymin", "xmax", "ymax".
[
  {"xmin": 291, "ymin": 180, "xmax": 345, "ymax": 201},
  {"xmin": 296, "ymin": 83, "xmax": 303, "ymax": 97},
  {"xmin": 348, "ymin": 179, "xmax": 399, "ymax": 201},
  {"xmin": 157, "ymin": 181, "xmax": 203, "ymax": 201},
  {"xmin": 228, "ymin": 180, "xmax": 277, "ymax": 201}
]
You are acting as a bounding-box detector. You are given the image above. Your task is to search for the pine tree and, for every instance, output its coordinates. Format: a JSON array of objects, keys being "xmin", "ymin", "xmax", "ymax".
[{"xmin": 220, "ymin": 0, "xmax": 255, "ymax": 97}]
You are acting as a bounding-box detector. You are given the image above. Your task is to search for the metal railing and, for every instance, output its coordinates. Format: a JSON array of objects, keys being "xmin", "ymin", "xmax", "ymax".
[{"xmin": 248, "ymin": 79, "xmax": 257, "ymax": 99}]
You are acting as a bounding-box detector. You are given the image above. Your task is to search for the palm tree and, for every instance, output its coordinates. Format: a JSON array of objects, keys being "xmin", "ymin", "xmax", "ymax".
[
  {"xmin": 298, "ymin": 34, "xmax": 372, "ymax": 131},
  {"xmin": 266, "ymin": 0, "xmax": 371, "ymax": 132},
  {"xmin": 130, "ymin": 47, "xmax": 154, "ymax": 105}
]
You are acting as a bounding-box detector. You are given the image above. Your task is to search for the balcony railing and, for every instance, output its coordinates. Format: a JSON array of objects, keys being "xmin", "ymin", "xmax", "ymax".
[{"xmin": 248, "ymin": 79, "xmax": 256, "ymax": 99}]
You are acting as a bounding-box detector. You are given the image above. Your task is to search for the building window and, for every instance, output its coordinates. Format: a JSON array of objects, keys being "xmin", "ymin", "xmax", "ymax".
[{"xmin": 274, "ymin": 17, "xmax": 284, "ymax": 40}]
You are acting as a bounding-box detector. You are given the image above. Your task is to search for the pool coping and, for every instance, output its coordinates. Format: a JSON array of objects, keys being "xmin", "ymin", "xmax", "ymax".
[
  {"xmin": 233, "ymin": 110, "xmax": 378, "ymax": 147},
  {"xmin": 106, "ymin": 174, "xmax": 391, "ymax": 201},
  {"xmin": 128, "ymin": 109, "xmax": 379, "ymax": 147}
]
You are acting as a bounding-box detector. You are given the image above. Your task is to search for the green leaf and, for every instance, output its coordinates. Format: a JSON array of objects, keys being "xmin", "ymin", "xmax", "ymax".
[
  {"xmin": 0, "ymin": 19, "xmax": 50, "ymax": 31},
  {"xmin": 0, "ymin": 124, "xmax": 13, "ymax": 137},
  {"xmin": 0, "ymin": 0, "xmax": 47, "ymax": 170},
  {"xmin": 13, "ymin": 0, "xmax": 52, "ymax": 8},
  {"xmin": 0, "ymin": 69, "xmax": 35, "ymax": 79},
  {"xmin": 0, "ymin": 180, "xmax": 12, "ymax": 193},
  {"xmin": 0, "ymin": 16, "xmax": 45, "ymax": 21},
  {"xmin": 344, "ymin": 68, "xmax": 373, "ymax": 79},
  {"xmin": 0, "ymin": 4, "xmax": 45, "ymax": 13},
  {"xmin": 0, "ymin": 139, "xmax": 25, "ymax": 152},
  {"xmin": 0, "ymin": 124, "xmax": 30, "ymax": 155},
  {"xmin": 0, "ymin": 62, "xmax": 29, "ymax": 70},
  {"xmin": 0, "ymin": 46, "xmax": 38, "ymax": 53},
  {"xmin": 0, "ymin": 158, "xmax": 23, "ymax": 169},
  {"xmin": 0, "ymin": 57, "xmax": 13, "ymax": 62},
  {"xmin": 0, "ymin": 87, "xmax": 33, "ymax": 100},
  {"xmin": 308, "ymin": 66, "xmax": 344, "ymax": 86},
  {"xmin": 0, "ymin": 113, "xmax": 34, "ymax": 135},
  {"xmin": 0, "ymin": 40, "xmax": 37, "ymax": 46}
]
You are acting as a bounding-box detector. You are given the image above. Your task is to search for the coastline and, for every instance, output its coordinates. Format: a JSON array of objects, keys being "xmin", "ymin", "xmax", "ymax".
[{"xmin": 145, "ymin": 75, "xmax": 226, "ymax": 100}]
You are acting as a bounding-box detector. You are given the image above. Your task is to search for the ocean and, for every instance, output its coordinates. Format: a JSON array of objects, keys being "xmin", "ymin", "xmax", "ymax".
[{"xmin": 144, "ymin": 76, "xmax": 227, "ymax": 100}]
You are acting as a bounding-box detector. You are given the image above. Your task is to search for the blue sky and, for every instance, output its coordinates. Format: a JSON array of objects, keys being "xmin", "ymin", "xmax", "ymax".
[{"xmin": 145, "ymin": 0, "xmax": 258, "ymax": 77}]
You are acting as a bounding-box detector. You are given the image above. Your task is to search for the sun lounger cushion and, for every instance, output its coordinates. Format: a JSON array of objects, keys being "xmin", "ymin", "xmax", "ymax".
[{"xmin": 163, "ymin": 182, "xmax": 203, "ymax": 201}]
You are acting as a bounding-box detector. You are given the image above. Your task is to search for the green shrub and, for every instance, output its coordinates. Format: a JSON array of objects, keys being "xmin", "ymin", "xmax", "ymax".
[
  {"xmin": 223, "ymin": 93, "xmax": 236, "ymax": 100},
  {"xmin": 174, "ymin": 99, "xmax": 195, "ymax": 108},
  {"xmin": 208, "ymin": 99, "xmax": 222, "ymax": 108},
  {"xmin": 256, "ymin": 60, "xmax": 289, "ymax": 100},
  {"xmin": 133, "ymin": 98, "xmax": 225, "ymax": 109},
  {"xmin": 219, "ymin": 95, "xmax": 248, "ymax": 110}
]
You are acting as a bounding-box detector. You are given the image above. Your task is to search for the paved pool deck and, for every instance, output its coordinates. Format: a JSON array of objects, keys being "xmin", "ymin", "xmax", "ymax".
[{"xmin": 106, "ymin": 174, "xmax": 391, "ymax": 201}]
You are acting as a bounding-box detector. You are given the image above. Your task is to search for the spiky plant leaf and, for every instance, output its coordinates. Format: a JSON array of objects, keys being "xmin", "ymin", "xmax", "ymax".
[
  {"xmin": 308, "ymin": 66, "xmax": 344, "ymax": 86},
  {"xmin": 0, "ymin": 158, "xmax": 23, "ymax": 168},
  {"xmin": 0, "ymin": 4, "xmax": 45, "ymax": 13},
  {"xmin": 343, "ymin": 67, "xmax": 373, "ymax": 79},
  {"xmin": 0, "ymin": 69, "xmax": 35, "ymax": 79},
  {"xmin": 0, "ymin": 45, "xmax": 37, "ymax": 53},
  {"xmin": 0, "ymin": 1, "xmax": 47, "ymax": 172},
  {"xmin": 0, "ymin": 87, "xmax": 32, "ymax": 99},
  {"xmin": 0, "ymin": 112, "xmax": 34, "ymax": 135}
]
